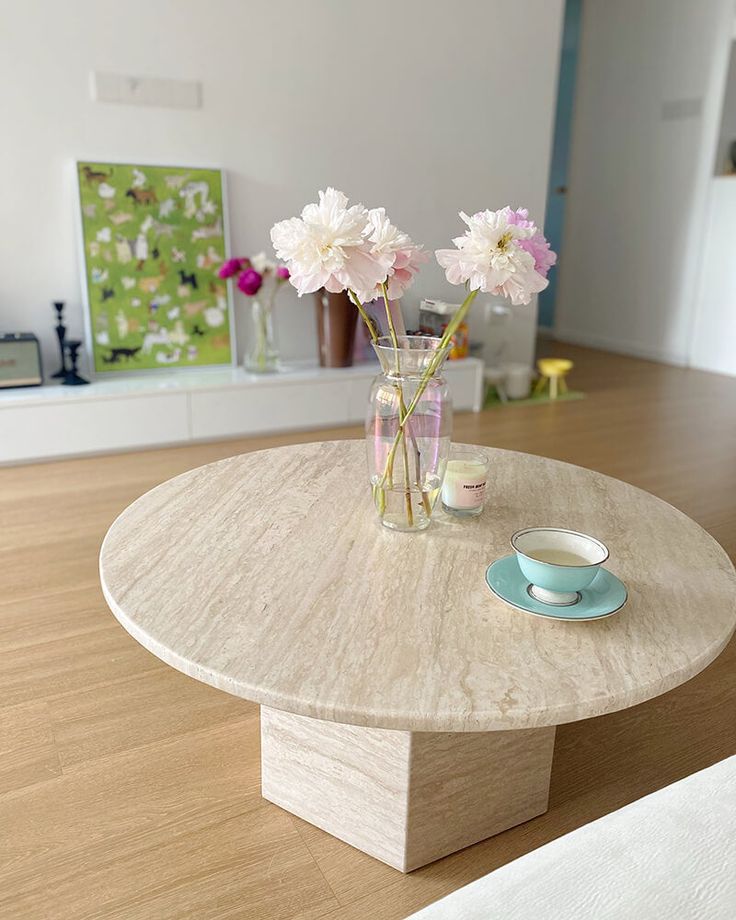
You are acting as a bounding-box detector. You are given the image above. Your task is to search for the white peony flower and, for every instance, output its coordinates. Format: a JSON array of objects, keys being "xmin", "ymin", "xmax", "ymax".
[
  {"xmin": 436, "ymin": 209, "xmax": 549, "ymax": 305},
  {"xmin": 270, "ymin": 188, "xmax": 392, "ymax": 296}
]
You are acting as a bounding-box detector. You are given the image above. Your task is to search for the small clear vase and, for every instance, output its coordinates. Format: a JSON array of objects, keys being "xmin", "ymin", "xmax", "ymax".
[
  {"xmin": 366, "ymin": 336, "xmax": 452, "ymax": 532},
  {"xmin": 245, "ymin": 298, "xmax": 278, "ymax": 373}
]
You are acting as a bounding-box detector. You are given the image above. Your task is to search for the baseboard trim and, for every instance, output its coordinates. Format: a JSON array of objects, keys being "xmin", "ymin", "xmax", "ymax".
[{"xmin": 552, "ymin": 328, "xmax": 688, "ymax": 367}]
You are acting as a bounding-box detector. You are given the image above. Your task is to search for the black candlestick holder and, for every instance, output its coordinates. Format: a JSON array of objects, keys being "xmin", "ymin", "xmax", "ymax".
[
  {"xmin": 51, "ymin": 301, "xmax": 68, "ymax": 379},
  {"xmin": 62, "ymin": 340, "xmax": 89, "ymax": 386}
]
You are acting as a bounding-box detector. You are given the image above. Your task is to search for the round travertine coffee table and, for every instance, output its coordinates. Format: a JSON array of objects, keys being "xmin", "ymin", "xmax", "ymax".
[{"xmin": 100, "ymin": 440, "xmax": 736, "ymax": 872}]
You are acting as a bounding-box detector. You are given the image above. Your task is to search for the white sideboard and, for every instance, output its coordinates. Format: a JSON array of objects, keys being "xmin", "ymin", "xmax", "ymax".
[{"xmin": 0, "ymin": 358, "xmax": 484, "ymax": 465}]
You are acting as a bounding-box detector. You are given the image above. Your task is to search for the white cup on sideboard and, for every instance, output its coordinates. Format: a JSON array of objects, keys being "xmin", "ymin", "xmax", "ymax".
[{"xmin": 504, "ymin": 363, "xmax": 533, "ymax": 399}]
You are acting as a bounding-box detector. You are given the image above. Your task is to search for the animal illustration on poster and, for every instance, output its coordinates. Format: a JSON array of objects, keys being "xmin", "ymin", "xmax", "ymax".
[{"xmin": 76, "ymin": 161, "xmax": 234, "ymax": 373}]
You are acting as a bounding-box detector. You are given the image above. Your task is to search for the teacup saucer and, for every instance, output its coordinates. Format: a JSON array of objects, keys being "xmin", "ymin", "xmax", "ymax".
[{"xmin": 485, "ymin": 554, "xmax": 628, "ymax": 621}]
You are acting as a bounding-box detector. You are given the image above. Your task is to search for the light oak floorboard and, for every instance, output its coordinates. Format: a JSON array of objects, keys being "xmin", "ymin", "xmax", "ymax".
[
  {"xmin": 0, "ymin": 619, "xmax": 160, "ymax": 709},
  {"xmin": 0, "ymin": 585, "xmax": 109, "ymax": 651},
  {"xmin": 1, "ymin": 343, "xmax": 735, "ymax": 917},
  {"xmin": 49, "ymin": 668, "xmax": 257, "ymax": 773},
  {"xmin": 0, "ymin": 702, "xmax": 60, "ymax": 796}
]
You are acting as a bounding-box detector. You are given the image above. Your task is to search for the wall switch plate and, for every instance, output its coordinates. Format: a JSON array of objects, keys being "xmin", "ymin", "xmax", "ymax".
[{"xmin": 90, "ymin": 72, "xmax": 201, "ymax": 109}]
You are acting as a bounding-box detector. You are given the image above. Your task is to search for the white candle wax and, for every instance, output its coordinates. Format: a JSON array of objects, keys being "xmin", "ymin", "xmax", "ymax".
[{"xmin": 442, "ymin": 459, "xmax": 487, "ymax": 510}]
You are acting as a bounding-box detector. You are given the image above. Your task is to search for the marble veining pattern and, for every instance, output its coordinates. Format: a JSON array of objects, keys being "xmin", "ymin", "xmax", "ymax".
[
  {"xmin": 261, "ymin": 707, "xmax": 555, "ymax": 872},
  {"xmin": 100, "ymin": 440, "xmax": 736, "ymax": 732}
]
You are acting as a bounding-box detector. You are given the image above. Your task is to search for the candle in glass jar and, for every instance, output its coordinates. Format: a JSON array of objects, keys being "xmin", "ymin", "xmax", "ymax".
[{"xmin": 442, "ymin": 451, "xmax": 489, "ymax": 516}]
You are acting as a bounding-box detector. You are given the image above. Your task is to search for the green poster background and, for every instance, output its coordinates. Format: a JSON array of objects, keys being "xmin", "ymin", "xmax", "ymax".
[{"xmin": 76, "ymin": 162, "xmax": 233, "ymax": 373}]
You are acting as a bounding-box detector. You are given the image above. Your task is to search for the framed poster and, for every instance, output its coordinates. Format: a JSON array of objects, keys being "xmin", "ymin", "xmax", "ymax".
[{"xmin": 76, "ymin": 161, "xmax": 234, "ymax": 374}]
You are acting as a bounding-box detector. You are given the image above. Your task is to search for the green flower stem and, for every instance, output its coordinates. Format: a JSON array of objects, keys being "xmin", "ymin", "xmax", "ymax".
[
  {"xmin": 255, "ymin": 302, "xmax": 270, "ymax": 370},
  {"xmin": 380, "ymin": 282, "xmax": 401, "ymax": 372},
  {"xmin": 401, "ymin": 386, "xmax": 432, "ymax": 518},
  {"xmin": 380, "ymin": 282, "xmax": 413, "ymax": 526},
  {"xmin": 347, "ymin": 289, "xmax": 379, "ymax": 343},
  {"xmin": 377, "ymin": 288, "xmax": 479, "ymax": 492},
  {"xmin": 347, "ymin": 287, "xmax": 387, "ymax": 513}
]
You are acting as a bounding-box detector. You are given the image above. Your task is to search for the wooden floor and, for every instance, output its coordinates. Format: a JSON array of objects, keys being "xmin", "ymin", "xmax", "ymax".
[{"xmin": 1, "ymin": 342, "xmax": 735, "ymax": 920}]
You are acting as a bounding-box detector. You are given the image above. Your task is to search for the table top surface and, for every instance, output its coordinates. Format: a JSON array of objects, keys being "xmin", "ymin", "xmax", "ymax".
[{"xmin": 100, "ymin": 440, "xmax": 736, "ymax": 732}]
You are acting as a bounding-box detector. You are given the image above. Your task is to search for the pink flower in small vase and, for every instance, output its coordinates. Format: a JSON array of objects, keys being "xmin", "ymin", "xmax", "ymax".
[
  {"xmin": 219, "ymin": 258, "xmax": 246, "ymax": 279},
  {"xmin": 276, "ymin": 265, "xmax": 290, "ymax": 281},
  {"xmin": 237, "ymin": 268, "xmax": 263, "ymax": 296}
]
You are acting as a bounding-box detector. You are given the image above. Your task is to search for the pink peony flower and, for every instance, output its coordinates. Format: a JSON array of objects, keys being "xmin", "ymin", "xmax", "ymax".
[
  {"xmin": 351, "ymin": 208, "xmax": 428, "ymax": 303},
  {"xmin": 436, "ymin": 208, "xmax": 552, "ymax": 306},
  {"xmin": 502, "ymin": 207, "xmax": 557, "ymax": 279},
  {"xmin": 500, "ymin": 207, "xmax": 535, "ymax": 230},
  {"xmin": 218, "ymin": 258, "xmax": 246, "ymax": 279},
  {"xmin": 276, "ymin": 265, "xmax": 290, "ymax": 280},
  {"xmin": 385, "ymin": 246, "xmax": 427, "ymax": 300},
  {"xmin": 237, "ymin": 268, "xmax": 263, "ymax": 296},
  {"xmin": 270, "ymin": 188, "xmax": 392, "ymax": 296}
]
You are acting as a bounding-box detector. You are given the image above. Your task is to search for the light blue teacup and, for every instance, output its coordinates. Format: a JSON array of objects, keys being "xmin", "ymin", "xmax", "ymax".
[{"xmin": 511, "ymin": 527, "xmax": 609, "ymax": 606}]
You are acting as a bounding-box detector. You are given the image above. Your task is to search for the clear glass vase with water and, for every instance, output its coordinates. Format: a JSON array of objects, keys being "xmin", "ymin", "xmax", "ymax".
[
  {"xmin": 245, "ymin": 298, "xmax": 279, "ymax": 373},
  {"xmin": 366, "ymin": 336, "xmax": 452, "ymax": 532}
]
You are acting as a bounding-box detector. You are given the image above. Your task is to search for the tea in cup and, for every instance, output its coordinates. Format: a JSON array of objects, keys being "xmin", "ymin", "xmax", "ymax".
[{"xmin": 511, "ymin": 527, "xmax": 609, "ymax": 606}]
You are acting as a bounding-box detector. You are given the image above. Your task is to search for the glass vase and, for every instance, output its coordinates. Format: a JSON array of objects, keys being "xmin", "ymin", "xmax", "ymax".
[
  {"xmin": 366, "ymin": 336, "xmax": 452, "ymax": 532},
  {"xmin": 245, "ymin": 298, "xmax": 278, "ymax": 373}
]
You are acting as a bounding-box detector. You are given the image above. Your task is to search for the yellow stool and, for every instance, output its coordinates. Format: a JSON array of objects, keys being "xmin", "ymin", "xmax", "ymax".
[{"xmin": 534, "ymin": 358, "xmax": 574, "ymax": 400}]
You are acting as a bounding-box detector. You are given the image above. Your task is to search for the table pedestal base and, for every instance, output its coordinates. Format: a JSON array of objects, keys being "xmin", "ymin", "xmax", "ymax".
[{"xmin": 260, "ymin": 707, "xmax": 556, "ymax": 872}]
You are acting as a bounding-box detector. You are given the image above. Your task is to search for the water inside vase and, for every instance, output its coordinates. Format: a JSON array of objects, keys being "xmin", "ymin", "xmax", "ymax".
[{"xmin": 370, "ymin": 474, "xmax": 444, "ymax": 532}]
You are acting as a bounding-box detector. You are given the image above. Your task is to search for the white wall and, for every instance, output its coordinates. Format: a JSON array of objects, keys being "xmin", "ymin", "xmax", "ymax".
[
  {"xmin": 554, "ymin": 0, "xmax": 734, "ymax": 366},
  {"xmin": 690, "ymin": 178, "xmax": 736, "ymax": 374},
  {"xmin": 0, "ymin": 0, "xmax": 563, "ymax": 377}
]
